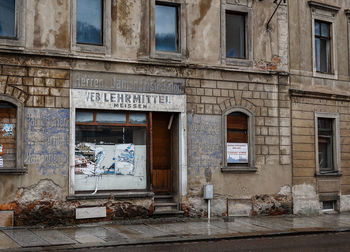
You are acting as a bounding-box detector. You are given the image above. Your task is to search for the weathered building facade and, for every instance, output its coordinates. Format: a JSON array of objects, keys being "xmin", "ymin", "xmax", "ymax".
[
  {"xmin": 0, "ymin": 0, "xmax": 347, "ymax": 226},
  {"xmin": 290, "ymin": 0, "xmax": 350, "ymax": 214}
]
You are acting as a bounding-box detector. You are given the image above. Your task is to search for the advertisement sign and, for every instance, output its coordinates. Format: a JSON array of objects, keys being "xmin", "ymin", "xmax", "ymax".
[
  {"xmin": 0, "ymin": 145, "xmax": 2, "ymax": 156},
  {"xmin": 227, "ymin": 143, "xmax": 248, "ymax": 163}
]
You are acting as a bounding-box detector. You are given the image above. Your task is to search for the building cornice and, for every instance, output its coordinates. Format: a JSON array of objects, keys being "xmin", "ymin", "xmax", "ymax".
[
  {"xmin": 290, "ymin": 88, "xmax": 350, "ymax": 102},
  {"xmin": 308, "ymin": 1, "xmax": 340, "ymax": 12}
]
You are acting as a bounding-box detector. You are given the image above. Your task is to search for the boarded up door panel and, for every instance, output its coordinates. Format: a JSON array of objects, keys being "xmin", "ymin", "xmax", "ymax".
[{"xmin": 152, "ymin": 113, "xmax": 172, "ymax": 194}]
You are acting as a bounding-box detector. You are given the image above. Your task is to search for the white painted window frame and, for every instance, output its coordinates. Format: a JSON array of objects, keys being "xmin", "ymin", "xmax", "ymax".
[
  {"xmin": 0, "ymin": 0, "xmax": 25, "ymax": 49},
  {"xmin": 71, "ymin": 0, "xmax": 111, "ymax": 55},
  {"xmin": 314, "ymin": 112, "xmax": 340, "ymax": 174}
]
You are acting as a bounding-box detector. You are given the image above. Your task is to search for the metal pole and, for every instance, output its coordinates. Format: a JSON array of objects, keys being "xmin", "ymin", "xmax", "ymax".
[{"xmin": 208, "ymin": 199, "xmax": 211, "ymax": 220}]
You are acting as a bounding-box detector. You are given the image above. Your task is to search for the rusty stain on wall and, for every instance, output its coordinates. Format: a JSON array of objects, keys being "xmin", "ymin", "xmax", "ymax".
[
  {"xmin": 192, "ymin": 0, "xmax": 212, "ymax": 37},
  {"xmin": 117, "ymin": 0, "xmax": 134, "ymax": 44}
]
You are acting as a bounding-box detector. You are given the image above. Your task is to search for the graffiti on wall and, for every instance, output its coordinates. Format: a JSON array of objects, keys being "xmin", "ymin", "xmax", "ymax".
[
  {"xmin": 187, "ymin": 114, "xmax": 222, "ymax": 175},
  {"xmin": 24, "ymin": 108, "xmax": 69, "ymax": 175}
]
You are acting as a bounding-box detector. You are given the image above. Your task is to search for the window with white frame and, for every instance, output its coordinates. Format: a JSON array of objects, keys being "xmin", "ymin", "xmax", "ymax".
[
  {"xmin": 309, "ymin": 1, "xmax": 339, "ymax": 78},
  {"xmin": 71, "ymin": 0, "xmax": 111, "ymax": 54},
  {"xmin": 221, "ymin": 2, "xmax": 252, "ymax": 67},
  {"xmin": 150, "ymin": 0, "xmax": 186, "ymax": 60},
  {"xmin": 222, "ymin": 108, "xmax": 255, "ymax": 172},
  {"xmin": 0, "ymin": 0, "xmax": 25, "ymax": 48},
  {"xmin": 315, "ymin": 113, "xmax": 340, "ymax": 174}
]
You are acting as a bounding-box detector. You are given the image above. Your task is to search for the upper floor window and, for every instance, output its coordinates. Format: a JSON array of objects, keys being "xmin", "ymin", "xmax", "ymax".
[
  {"xmin": 150, "ymin": 0, "xmax": 186, "ymax": 61},
  {"xmin": 0, "ymin": 0, "xmax": 24, "ymax": 48},
  {"xmin": 221, "ymin": 2, "xmax": 252, "ymax": 67},
  {"xmin": 309, "ymin": 1, "xmax": 339, "ymax": 78},
  {"xmin": 226, "ymin": 12, "xmax": 246, "ymax": 59},
  {"xmin": 71, "ymin": 0, "xmax": 111, "ymax": 54},
  {"xmin": 0, "ymin": 0, "xmax": 15, "ymax": 38},
  {"xmin": 314, "ymin": 20, "xmax": 331, "ymax": 73},
  {"xmin": 76, "ymin": 0, "xmax": 103, "ymax": 45},
  {"xmin": 155, "ymin": 3, "xmax": 178, "ymax": 53}
]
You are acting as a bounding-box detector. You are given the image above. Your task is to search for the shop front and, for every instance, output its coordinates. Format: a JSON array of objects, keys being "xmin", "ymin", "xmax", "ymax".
[{"xmin": 69, "ymin": 71, "xmax": 187, "ymax": 205}]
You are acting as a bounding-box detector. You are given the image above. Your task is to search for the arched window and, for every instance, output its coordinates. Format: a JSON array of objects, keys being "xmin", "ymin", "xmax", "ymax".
[
  {"xmin": 0, "ymin": 95, "xmax": 24, "ymax": 173},
  {"xmin": 222, "ymin": 108, "xmax": 256, "ymax": 172}
]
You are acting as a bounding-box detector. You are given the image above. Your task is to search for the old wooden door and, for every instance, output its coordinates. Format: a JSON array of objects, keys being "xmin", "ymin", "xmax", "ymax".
[{"xmin": 152, "ymin": 112, "xmax": 172, "ymax": 194}]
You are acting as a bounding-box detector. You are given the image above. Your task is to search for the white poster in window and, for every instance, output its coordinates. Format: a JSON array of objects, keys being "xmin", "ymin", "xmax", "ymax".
[
  {"xmin": 227, "ymin": 143, "xmax": 248, "ymax": 163},
  {"xmin": 0, "ymin": 157, "xmax": 3, "ymax": 167},
  {"xmin": 115, "ymin": 144, "xmax": 135, "ymax": 175}
]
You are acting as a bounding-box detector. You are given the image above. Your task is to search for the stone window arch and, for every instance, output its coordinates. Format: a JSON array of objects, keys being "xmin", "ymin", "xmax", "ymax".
[
  {"xmin": 222, "ymin": 107, "xmax": 256, "ymax": 172},
  {"xmin": 0, "ymin": 94, "xmax": 24, "ymax": 173}
]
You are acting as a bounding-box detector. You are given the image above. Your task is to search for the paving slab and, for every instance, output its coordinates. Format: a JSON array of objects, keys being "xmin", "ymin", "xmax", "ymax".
[
  {"xmin": 210, "ymin": 219, "xmax": 270, "ymax": 233},
  {"xmin": 60, "ymin": 227, "xmax": 106, "ymax": 244},
  {"xmin": 31, "ymin": 229, "xmax": 76, "ymax": 246},
  {"xmin": 77, "ymin": 226, "xmax": 126, "ymax": 242},
  {"xmin": 0, "ymin": 231, "xmax": 20, "ymax": 250},
  {"xmin": 127, "ymin": 224, "xmax": 170, "ymax": 238},
  {"xmin": 104, "ymin": 224, "xmax": 147, "ymax": 240},
  {"xmin": 147, "ymin": 222, "xmax": 191, "ymax": 236},
  {"xmin": 2, "ymin": 229, "xmax": 49, "ymax": 247}
]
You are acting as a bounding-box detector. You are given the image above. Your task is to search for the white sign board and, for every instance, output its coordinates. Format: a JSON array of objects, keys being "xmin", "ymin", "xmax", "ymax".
[
  {"xmin": 71, "ymin": 89, "xmax": 186, "ymax": 113},
  {"xmin": 0, "ymin": 157, "xmax": 3, "ymax": 167},
  {"xmin": 227, "ymin": 143, "xmax": 248, "ymax": 163}
]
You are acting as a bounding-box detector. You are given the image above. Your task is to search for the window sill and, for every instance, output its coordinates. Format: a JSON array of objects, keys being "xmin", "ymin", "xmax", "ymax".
[
  {"xmin": 313, "ymin": 71, "xmax": 338, "ymax": 80},
  {"xmin": 67, "ymin": 191, "xmax": 155, "ymax": 201},
  {"xmin": 223, "ymin": 58, "xmax": 253, "ymax": 67},
  {"xmin": 0, "ymin": 168, "xmax": 27, "ymax": 175},
  {"xmin": 150, "ymin": 51, "xmax": 185, "ymax": 62},
  {"xmin": 315, "ymin": 171, "xmax": 342, "ymax": 177},
  {"xmin": 221, "ymin": 166, "xmax": 257, "ymax": 173}
]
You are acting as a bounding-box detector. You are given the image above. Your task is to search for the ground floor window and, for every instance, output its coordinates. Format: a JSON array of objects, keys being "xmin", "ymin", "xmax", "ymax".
[
  {"xmin": 74, "ymin": 110, "xmax": 148, "ymax": 193},
  {"xmin": 0, "ymin": 101, "xmax": 16, "ymax": 169}
]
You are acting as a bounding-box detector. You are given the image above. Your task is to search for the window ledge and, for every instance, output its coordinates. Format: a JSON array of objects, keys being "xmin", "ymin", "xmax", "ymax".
[
  {"xmin": 0, "ymin": 168, "xmax": 27, "ymax": 175},
  {"xmin": 223, "ymin": 58, "xmax": 253, "ymax": 67},
  {"xmin": 308, "ymin": 1, "xmax": 340, "ymax": 12},
  {"xmin": 67, "ymin": 191, "xmax": 155, "ymax": 201},
  {"xmin": 221, "ymin": 167, "xmax": 257, "ymax": 173},
  {"xmin": 315, "ymin": 171, "xmax": 342, "ymax": 177},
  {"xmin": 150, "ymin": 52, "xmax": 185, "ymax": 62}
]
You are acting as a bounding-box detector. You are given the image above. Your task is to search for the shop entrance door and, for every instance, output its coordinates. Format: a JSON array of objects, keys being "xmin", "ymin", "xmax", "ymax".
[{"xmin": 152, "ymin": 112, "xmax": 172, "ymax": 194}]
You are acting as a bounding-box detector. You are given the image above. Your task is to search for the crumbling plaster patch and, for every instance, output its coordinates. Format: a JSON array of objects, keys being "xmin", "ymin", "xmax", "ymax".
[{"xmin": 293, "ymin": 184, "xmax": 321, "ymax": 215}]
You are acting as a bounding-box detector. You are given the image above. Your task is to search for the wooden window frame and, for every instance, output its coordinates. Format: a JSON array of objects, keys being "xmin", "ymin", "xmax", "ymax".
[
  {"xmin": 0, "ymin": 95, "xmax": 24, "ymax": 174},
  {"xmin": 314, "ymin": 20, "xmax": 331, "ymax": 74},
  {"xmin": 221, "ymin": 108, "xmax": 256, "ymax": 173}
]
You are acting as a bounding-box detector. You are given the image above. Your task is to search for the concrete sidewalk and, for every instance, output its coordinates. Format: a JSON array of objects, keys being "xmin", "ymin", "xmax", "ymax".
[{"xmin": 2, "ymin": 213, "xmax": 350, "ymax": 251}]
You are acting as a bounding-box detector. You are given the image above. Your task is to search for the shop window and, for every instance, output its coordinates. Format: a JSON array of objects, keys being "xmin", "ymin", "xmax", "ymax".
[
  {"xmin": 314, "ymin": 20, "xmax": 331, "ymax": 73},
  {"xmin": 150, "ymin": 0, "xmax": 186, "ymax": 60},
  {"xmin": 71, "ymin": 0, "xmax": 111, "ymax": 54},
  {"xmin": 226, "ymin": 12, "xmax": 246, "ymax": 59},
  {"xmin": 309, "ymin": 1, "xmax": 339, "ymax": 78},
  {"xmin": 221, "ymin": 2, "xmax": 252, "ymax": 67},
  {"xmin": 315, "ymin": 113, "xmax": 340, "ymax": 174},
  {"xmin": 74, "ymin": 110, "xmax": 148, "ymax": 193},
  {"xmin": 0, "ymin": 95, "xmax": 24, "ymax": 173},
  {"xmin": 0, "ymin": 0, "xmax": 25, "ymax": 48},
  {"xmin": 222, "ymin": 108, "xmax": 255, "ymax": 172}
]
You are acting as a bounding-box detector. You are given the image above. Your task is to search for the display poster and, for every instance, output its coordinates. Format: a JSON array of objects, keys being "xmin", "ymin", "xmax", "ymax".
[
  {"xmin": 115, "ymin": 144, "xmax": 135, "ymax": 175},
  {"xmin": 227, "ymin": 143, "xmax": 248, "ymax": 163},
  {"xmin": 0, "ymin": 145, "xmax": 3, "ymax": 156}
]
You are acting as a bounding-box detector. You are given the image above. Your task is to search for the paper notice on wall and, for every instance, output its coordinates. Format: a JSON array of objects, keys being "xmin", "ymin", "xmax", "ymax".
[
  {"xmin": 227, "ymin": 143, "xmax": 248, "ymax": 163},
  {"xmin": 0, "ymin": 145, "xmax": 3, "ymax": 156},
  {"xmin": 0, "ymin": 157, "xmax": 3, "ymax": 167},
  {"xmin": 115, "ymin": 144, "xmax": 135, "ymax": 175}
]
